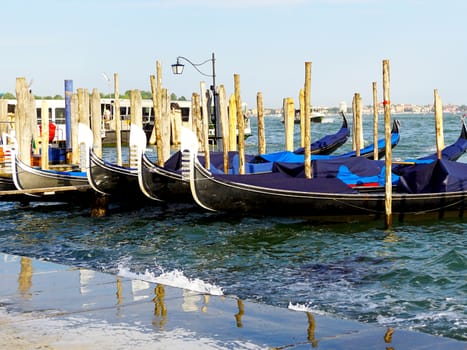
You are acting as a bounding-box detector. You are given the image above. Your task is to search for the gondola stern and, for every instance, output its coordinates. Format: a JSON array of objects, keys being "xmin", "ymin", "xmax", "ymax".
[
  {"xmin": 181, "ymin": 127, "xmax": 218, "ymax": 212},
  {"xmin": 139, "ymin": 153, "xmax": 165, "ymax": 202},
  {"xmin": 189, "ymin": 157, "xmax": 218, "ymax": 212}
]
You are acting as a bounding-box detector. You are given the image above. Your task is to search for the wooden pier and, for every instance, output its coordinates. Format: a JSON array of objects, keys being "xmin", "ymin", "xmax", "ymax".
[{"xmin": 0, "ymin": 185, "xmax": 92, "ymax": 203}]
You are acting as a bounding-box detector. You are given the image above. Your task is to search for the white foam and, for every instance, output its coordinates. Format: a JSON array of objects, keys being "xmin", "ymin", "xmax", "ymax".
[
  {"xmin": 377, "ymin": 310, "xmax": 466, "ymax": 328},
  {"xmin": 287, "ymin": 301, "xmax": 328, "ymax": 316},
  {"xmin": 117, "ymin": 262, "xmax": 224, "ymax": 296}
]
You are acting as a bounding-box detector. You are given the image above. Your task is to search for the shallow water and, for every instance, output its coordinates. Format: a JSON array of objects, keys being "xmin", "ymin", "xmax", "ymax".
[{"xmin": 0, "ymin": 113, "xmax": 466, "ymax": 341}]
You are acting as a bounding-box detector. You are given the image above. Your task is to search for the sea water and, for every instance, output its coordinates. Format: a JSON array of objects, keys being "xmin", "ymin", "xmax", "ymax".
[{"xmin": 0, "ymin": 113, "xmax": 465, "ymax": 341}]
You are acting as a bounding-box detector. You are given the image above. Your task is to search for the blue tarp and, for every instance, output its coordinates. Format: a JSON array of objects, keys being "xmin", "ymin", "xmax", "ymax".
[{"xmin": 396, "ymin": 158, "xmax": 467, "ymax": 193}]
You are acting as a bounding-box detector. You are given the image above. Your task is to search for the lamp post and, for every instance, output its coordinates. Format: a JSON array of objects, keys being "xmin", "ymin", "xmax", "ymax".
[{"xmin": 172, "ymin": 52, "xmax": 219, "ymax": 146}]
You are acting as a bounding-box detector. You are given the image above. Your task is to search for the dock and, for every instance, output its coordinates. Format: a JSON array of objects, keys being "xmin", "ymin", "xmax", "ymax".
[
  {"xmin": 0, "ymin": 185, "xmax": 91, "ymax": 202},
  {"xmin": 0, "ymin": 252, "xmax": 464, "ymax": 349}
]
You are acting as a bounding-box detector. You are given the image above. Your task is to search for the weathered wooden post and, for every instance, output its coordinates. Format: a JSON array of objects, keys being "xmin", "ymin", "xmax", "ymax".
[
  {"xmin": 299, "ymin": 88, "xmax": 305, "ymax": 148},
  {"xmin": 150, "ymin": 75, "xmax": 161, "ymax": 165},
  {"xmin": 372, "ymin": 82, "xmax": 379, "ymax": 160},
  {"xmin": 218, "ymin": 85, "xmax": 229, "ymax": 173},
  {"xmin": 77, "ymin": 88, "xmax": 90, "ymax": 126},
  {"xmin": 129, "ymin": 89, "xmax": 143, "ymax": 168},
  {"xmin": 91, "ymin": 88, "xmax": 102, "ymax": 158},
  {"xmin": 191, "ymin": 93, "xmax": 203, "ymax": 156},
  {"xmin": 149, "ymin": 62, "xmax": 161, "ymax": 145},
  {"xmin": 354, "ymin": 93, "xmax": 362, "ymax": 156},
  {"xmin": 283, "ymin": 97, "xmax": 295, "ymax": 152},
  {"xmin": 234, "ymin": 74, "xmax": 245, "ymax": 175},
  {"xmin": 28, "ymin": 92, "xmax": 39, "ymax": 159},
  {"xmin": 170, "ymin": 103, "xmax": 182, "ymax": 146},
  {"xmin": 130, "ymin": 89, "xmax": 143, "ymax": 129},
  {"xmin": 161, "ymin": 88, "xmax": 171, "ymax": 162},
  {"xmin": 200, "ymin": 82, "xmax": 210, "ymax": 169},
  {"xmin": 71, "ymin": 93, "xmax": 80, "ymax": 166},
  {"xmin": 257, "ymin": 92, "xmax": 266, "ymax": 155},
  {"xmin": 200, "ymin": 81, "xmax": 209, "ymax": 141},
  {"xmin": 150, "ymin": 62, "xmax": 164, "ymax": 165},
  {"xmin": 15, "ymin": 77, "xmax": 35, "ymax": 164},
  {"xmin": 75, "ymin": 88, "xmax": 89, "ymax": 167},
  {"xmin": 40, "ymin": 100, "xmax": 49, "ymax": 169},
  {"xmin": 383, "ymin": 59, "xmax": 392, "ymax": 228},
  {"xmin": 434, "ymin": 89, "xmax": 445, "ymax": 159},
  {"xmin": 304, "ymin": 62, "xmax": 312, "ymax": 179},
  {"xmin": 90, "ymin": 192, "xmax": 108, "ymax": 217},
  {"xmin": 114, "ymin": 73, "xmax": 123, "ymax": 166},
  {"xmin": 90, "ymin": 88, "xmax": 108, "ymax": 218},
  {"xmin": 64, "ymin": 79, "xmax": 73, "ymax": 163},
  {"xmin": 228, "ymin": 94, "xmax": 237, "ymax": 152}
]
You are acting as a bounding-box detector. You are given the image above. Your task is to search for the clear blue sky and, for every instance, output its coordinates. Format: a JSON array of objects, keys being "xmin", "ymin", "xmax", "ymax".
[{"xmin": 1, "ymin": 0, "xmax": 466, "ymax": 109}]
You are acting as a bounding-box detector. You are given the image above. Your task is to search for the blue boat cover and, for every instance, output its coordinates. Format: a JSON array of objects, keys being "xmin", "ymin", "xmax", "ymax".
[
  {"xmin": 396, "ymin": 158, "xmax": 467, "ymax": 193},
  {"xmin": 271, "ymin": 157, "xmax": 400, "ymax": 186}
]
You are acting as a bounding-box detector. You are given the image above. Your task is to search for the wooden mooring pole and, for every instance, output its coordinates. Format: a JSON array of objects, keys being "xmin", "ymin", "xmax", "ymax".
[
  {"xmin": 234, "ymin": 74, "xmax": 245, "ymax": 175},
  {"xmin": 218, "ymin": 85, "xmax": 229, "ymax": 173},
  {"xmin": 91, "ymin": 193, "xmax": 109, "ymax": 217},
  {"xmin": 283, "ymin": 97, "xmax": 295, "ymax": 152},
  {"xmin": 354, "ymin": 93, "xmax": 362, "ymax": 157},
  {"xmin": 160, "ymin": 88, "xmax": 171, "ymax": 162},
  {"xmin": 192, "ymin": 92, "xmax": 202, "ymax": 151},
  {"xmin": 114, "ymin": 73, "xmax": 123, "ymax": 166},
  {"xmin": 71, "ymin": 93, "xmax": 80, "ymax": 166},
  {"xmin": 434, "ymin": 89, "xmax": 445, "ymax": 159},
  {"xmin": 372, "ymin": 82, "xmax": 379, "ymax": 160},
  {"xmin": 40, "ymin": 100, "xmax": 49, "ymax": 169},
  {"xmin": 228, "ymin": 94, "xmax": 237, "ymax": 152},
  {"xmin": 383, "ymin": 59, "xmax": 392, "ymax": 228},
  {"xmin": 200, "ymin": 82, "xmax": 210, "ymax": 170},
  {"xmin": 64, "ymin": 79, "xmax": 73, "ymax": 163},
  {"xmin": 150, "ymin": 61, "xmax": 164, "ymax": 166},
  {"xmin": 15, "ymin": 77, "xmax": 35, "ymax": 164},
  {"xmin": 304, "ymin": 61, "xmax": 312, "ymax": 179},
  {"xmin": 299, "ymin": 88, "xmax": 305, "ymax": 148},
  {"xmin": 91, "ymin": 88, "xmax": 102, "ymax": 158},
  {"xmin": 257, "ymin": 92, "xmax": 266, "ymax": 155}
]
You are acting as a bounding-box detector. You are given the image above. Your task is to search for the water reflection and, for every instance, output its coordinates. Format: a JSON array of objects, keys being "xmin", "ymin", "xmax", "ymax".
[
  {"xmin": 18, "ymin": 256, "xmax": 32, "ymax": 300},
  {"xmin": 384, "ymin": 327, "xmax": 395, "ymax": 350},
  {"xmin": 383, "ymin": 229, "xmax": 401, "ymax": 243},
  {"xmin": 116, "ymin": 277, "xmax": 123, "ymax": 305},
  {"xmin": 235, "ymin": 299, "xmax": 244, "ymax": 328},
  {"xmin": 8, "ymin": 254, "xmax": 410, "ymax": 349},
  {"xmin": 152, "ymin": 284, "xmax": 167, "ymax": 328},
  {"xmin": 306, "ymin": 312, "xmax": 318, "ymax": 347}
]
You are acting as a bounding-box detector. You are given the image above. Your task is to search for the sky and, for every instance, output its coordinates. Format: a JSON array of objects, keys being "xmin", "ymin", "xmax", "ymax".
[{"xmin": 1, "ymin": 0, "xmax": 466, "ymax": 109}]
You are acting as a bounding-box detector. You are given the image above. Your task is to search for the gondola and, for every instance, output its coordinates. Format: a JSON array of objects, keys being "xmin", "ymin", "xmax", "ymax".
[
  {"xmin": 137, "ymin": 114, "xmax": 350, "ymax": 202},
  {"xmin": 243, "ymin": 119, "xmax": 400, "ymax": 174},
  {"xmin": 80, "ymin": 123, "xmax": 148, "ymax": 203},
  {"xmin": 137, "ymin": 118, "xmax": 467, "ymax": 204},
  {"xmin": 7, "ymin": 137, "xmax": 91, "ymax": 202},
  {"xmin": 189, "ymin": 149, "xmax": 467, "ymax": 222},
  {"xmin": 299, "ymin": 111, "xmax": 349, "ymax": 155},
  {"xmin": 11, "ymin": 155, "xmax": 88, "ymax": 190},
  {"xmin": 185, "ymin": 126, "xmax": 467, "ymax": 223}
]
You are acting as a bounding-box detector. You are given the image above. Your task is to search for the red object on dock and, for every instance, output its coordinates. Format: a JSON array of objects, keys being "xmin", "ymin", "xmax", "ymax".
[{"xmin": 39, "ymin": 122, "xmax": 56, "ymax": 142}]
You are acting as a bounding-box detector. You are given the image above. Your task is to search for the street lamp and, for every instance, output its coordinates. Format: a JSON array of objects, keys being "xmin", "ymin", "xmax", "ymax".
[{"xmin": 172, "ymin": 52, "xmax": 219, "ymax": 145}]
